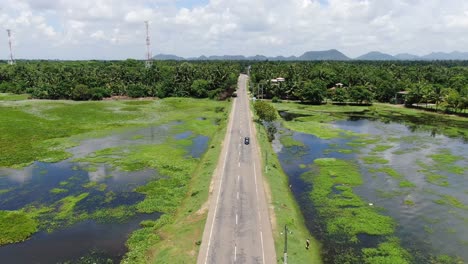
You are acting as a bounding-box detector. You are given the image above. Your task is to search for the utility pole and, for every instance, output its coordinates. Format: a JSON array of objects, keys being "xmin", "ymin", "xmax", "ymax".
[
  {"xmin": 284, "ymin": 225, "xmax": 288, "ymax": 264},
  {"xmin": 144, "ymin": 21, "xmax": 152, "ymax": 68},
  {"xmin": 6, "ymin": 29, "xmax": 15, "ymax": 65}
]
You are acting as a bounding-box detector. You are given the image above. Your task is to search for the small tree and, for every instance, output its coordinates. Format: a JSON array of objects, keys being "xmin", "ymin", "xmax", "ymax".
[{"xmin": 254, "ymin": 101, "xmax": 277, "ymax": 122}]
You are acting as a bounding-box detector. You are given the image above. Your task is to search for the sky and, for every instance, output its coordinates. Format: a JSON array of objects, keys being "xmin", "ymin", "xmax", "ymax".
[{"xmin": 1, "ymin": 0, "xmax": 468, "ymax": 60}]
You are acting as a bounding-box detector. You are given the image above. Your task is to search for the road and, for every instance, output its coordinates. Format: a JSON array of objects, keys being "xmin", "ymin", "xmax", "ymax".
[{"xmin": 197, "ymin": 74, "xmax": 276, "ymax": 264}]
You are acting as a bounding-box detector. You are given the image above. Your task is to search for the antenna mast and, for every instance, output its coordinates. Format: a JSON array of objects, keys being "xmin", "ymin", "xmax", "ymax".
[
  {"xmin": 6, "ymin": 29, "xmax": 15, "ymax": 65},
  {"xmin": 144, "ymin": 21, "xmax": 152, "ymax": 68}
]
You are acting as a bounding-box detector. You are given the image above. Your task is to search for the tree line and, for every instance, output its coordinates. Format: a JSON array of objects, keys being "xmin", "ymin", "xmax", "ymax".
[
  {"xmin": 0, "ymin": 60, "xmax": 240, "ymax": 100},
  {"xmin": 249, "ymin": 61, "xmax": 468, "ymax": 113}
]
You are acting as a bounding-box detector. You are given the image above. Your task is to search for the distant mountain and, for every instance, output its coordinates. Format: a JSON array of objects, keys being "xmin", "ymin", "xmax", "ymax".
[
  {"xmin": 356, "ymin": 51, "xmax": 395, "ymax": 60},
  {"xmin": 421, "ymin": 51, "xmax": 468, "ymax": 60},
  {"xmin": 299, "ymin": 49, "xmax": 350, "ymax": 61},
  {"xmin": 153, "ymin": 50, "xmax": 468, "ymax": 61},
  {"xmin": 394, "ymin": 53, "xmax": 420, "ymax": 60},
  {"xmin": 154, "ymin": 54, "xmax": 184, "ymax": 60}
]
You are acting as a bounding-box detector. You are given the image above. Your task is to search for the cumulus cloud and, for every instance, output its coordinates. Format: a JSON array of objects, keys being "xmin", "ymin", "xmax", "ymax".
[{"xmin": 0, "ymin": 0, "xmax": 467, "ymax": 59}]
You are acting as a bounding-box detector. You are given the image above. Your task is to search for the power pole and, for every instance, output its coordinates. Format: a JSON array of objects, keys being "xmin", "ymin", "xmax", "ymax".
[
  {"xmin": 6, "ymin": 29, "xmax": 15, "ymax": 65},
  {"xmin": 144, "ymin": 21, "xmax": 152, "ymax": 68},
  {"xmin": 284, "ymin": 225, "xmax": 288, "ymax": 264}
]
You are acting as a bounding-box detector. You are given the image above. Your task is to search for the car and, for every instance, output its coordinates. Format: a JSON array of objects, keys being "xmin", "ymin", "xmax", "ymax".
[{"xmin": 244, "ymin": 137, "xmax": 250, "ymax": 145}]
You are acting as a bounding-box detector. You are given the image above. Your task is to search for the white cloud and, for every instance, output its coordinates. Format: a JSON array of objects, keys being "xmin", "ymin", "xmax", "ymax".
[{"xmin": 0, "ymin": 0, "xmax": 467, "ymax": 59}]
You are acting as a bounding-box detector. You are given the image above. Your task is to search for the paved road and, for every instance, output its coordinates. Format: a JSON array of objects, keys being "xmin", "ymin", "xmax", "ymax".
[{"xmin": 197, "ymin": 74, "xmax": 276, "ymax": 264}]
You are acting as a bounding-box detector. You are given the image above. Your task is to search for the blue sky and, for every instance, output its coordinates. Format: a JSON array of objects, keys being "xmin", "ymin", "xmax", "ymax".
[{"xmin": 1, "ymin": 0, "xmax": 468, "ymax": 59}]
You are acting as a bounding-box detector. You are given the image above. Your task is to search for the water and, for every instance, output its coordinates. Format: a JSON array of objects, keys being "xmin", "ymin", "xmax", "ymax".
[
  {"xmin": 0, "ymin": 123, "xmax": 210, "ymax": 262},
  {"xmin": 0, "ymin": 213, "xmax": 159, "ymax": 264},
  {"xmin": 276, "ymin": 117, "xmax": 468, "ymax": 261}
]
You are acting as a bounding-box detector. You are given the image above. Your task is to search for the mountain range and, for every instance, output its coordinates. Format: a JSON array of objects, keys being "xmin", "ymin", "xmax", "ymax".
[{"xmin": 154, "ymin": 49, "xmax": 468, "ymax": 61}]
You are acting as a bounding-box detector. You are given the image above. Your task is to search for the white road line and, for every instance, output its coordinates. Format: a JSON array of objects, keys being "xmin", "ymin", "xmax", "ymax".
[
  {"xmin": 238, "ymin": 162, "xmax": 240, "ymax": 167},
  {"xmin": 236, "ymin": 214, "xmax": 238, "ymax": 225},
  {"xmin": 260, "ymin": 231, "xmax": 265, "ymax": 264},
  {"xmin": 204, "ymin": 93, "xmax": 237, "ymax": 264},
  {"xmin": 237, "ymin": 174, "xmax": 240, "ymax": 182},
  {"xmin": 234, "ymin": 246, "xmax": 237, "ymax": 262},
  {"xmin": 237, "ymin": 191, "xmax": 239, "ymax": 200}
]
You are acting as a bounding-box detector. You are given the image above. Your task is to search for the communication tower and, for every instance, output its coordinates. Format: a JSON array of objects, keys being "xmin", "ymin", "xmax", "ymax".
[
  {"xmin": 6, "ymin": 29, "xmax": 15, "ymax": 65},
  {"xmin": 144, "ymin": 21, "xmax": 152, "ymax": 68}
]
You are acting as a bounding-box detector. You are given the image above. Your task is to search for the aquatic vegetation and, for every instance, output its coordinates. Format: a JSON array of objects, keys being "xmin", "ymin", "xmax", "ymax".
[
  {"xmin": 304, "ymin": 158, "xmax": 395, "ymax": 241},
  {"xmin": 404, "ymin": 199, "xmax": 415, "ymax": 206},
  {"xmin": 279, "ymin": 134, "xmax": 304, "ymax": 147},
  {"xmin": 0, "ymin": 210, "xmax": 38, "ymax": 245},
  {"xmin": 362, "ymin": 237, "xmax": 411, "ymax": 264},
  {"xmin": 399, "ymin": 181, "xmax": 416, "ymax": 188},
  {"xmin": 363, "ymin": 156, "xmax": 390, "ymax": 164},
  {"xmin": 426, "ymin": 174, "xmax": 450, "ymax": 187},
  {"xmin": 372, "ymin": 166, "xmax": 403, "ymax": 179},
  {"xmin": 55, "ymin": 193, "xmax": 89, "ymax": 220},
  {"xmin": 429, "ymin": 149, "xmax": 463, "ymax": 164},
  {"xmin": 50, "ymin": 188, "xmax": 68, "ymax": 194},
  {"xmin": 372, "ymin": 145, "xmax": 394, "ymax": 152},
  {"xmin": 434, "ymin": 195, "xmax": 466, "ymax": 209},
  {"xmin": 282, "ymin": 120, "xmax": 351, "ymax": 139}
]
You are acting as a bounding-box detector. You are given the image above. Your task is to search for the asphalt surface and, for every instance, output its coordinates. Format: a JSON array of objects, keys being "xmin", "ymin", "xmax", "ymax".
[{"xmin": 197, "ymin": 74, "xmax": 276, "ymax": 264}]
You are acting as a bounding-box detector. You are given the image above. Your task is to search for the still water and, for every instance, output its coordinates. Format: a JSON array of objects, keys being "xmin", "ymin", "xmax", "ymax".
[{"xmin": 276, "ymin": 118, "xmax": 468, "ymax": 261}]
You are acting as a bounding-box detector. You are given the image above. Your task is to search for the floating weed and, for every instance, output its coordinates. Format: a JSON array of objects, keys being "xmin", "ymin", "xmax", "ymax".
[
  {"xmin": 362, "ymin": 237, "xmax": 411, "ymax": 264},
  {"xmin": 376, "ymin": 189, "xmax": 409, "ymax": 199},
  {"xmin": 50, "ymin": 188, "xmax": 68, "ymax": 194},
  {"xmin": 426, "ymin": 174, "xmax": 450, "ymax": 187},
  {"xmin": 434, "ymin": 195, "xmax": 466, "ymax": 209},
  {"xmin": 0, "ymin": 189, "xmax": 11, "ymax": 195},
  {"xmin": 303, "ymin": 158, "xmax": 395, "ymax": 240},
  {"xmin": 372, "ymin": 144, "xmax": 393, "ymax": 152},
  {"xmin": 429, "ymin": 149, "xmax": 462, "ymax": 164},
  {"xmin": 376, "ymin": 166, "xmax": 403, "ymax": 179},
  {"xmin": 446, "ymin": 227, "xmax": 456, "ymax": 234},
  {"xmin": 363, "ymin": 156, "xmax": 389, "ymax": 164},
  {"xmin": 404, "ymin": 199, "xmax": 415, "ymax": 206},
  {"xmin": 131, "ymin": 135, "xmax": 144, "ymax": 140},
  {"xmin": 39, "ymin": 169, "xmax": 47, "ymax": 175},
  {"xmin": 279, "ymin": 134, "xmax": 304, "ymax": 147},
  {"xmin": 338, "ymin": 149, "xmax": 354, "ymax": 154},
  {"xmin": 299, "ymin": 164, "xmax": 307, "ymax": 169},
  {"xmin": 0, "ymin": 210, "xmax": 38, "ymax": 246},
  {"xmin": 399, "ymin": 180, "xmax": 416, "ymax": 188},
  {"xmin": 424, "ymin": 225, "xmax": 434, "ymax": 234}
]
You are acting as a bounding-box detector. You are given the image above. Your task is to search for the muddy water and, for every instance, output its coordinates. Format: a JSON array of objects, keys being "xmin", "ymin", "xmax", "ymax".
[
  {"xmin": 0, "ymin": 124, "xmax": 209, "ymax": 263},
  {"xmin": 275, "ymin": 118, "xmax": 468, "ymax": 262}
]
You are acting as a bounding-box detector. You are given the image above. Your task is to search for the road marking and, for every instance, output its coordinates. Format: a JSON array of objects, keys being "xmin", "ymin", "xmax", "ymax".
[
  {"xmin": 237, "ymin": 191, "xmax": 239, "ymax": 200},
  {"xmin": 234, "ymin": 245, "xmax": 237, "ymax": 262},
  {"xmin": 238, "ymin": 174, "xmax": 240, "ymax": 182},
  {"xmin": 260, "ymin": 231, "xmax": 265, "ymax": 264},
  {"xmin": 253, "ymin": 163, "xmax": 258, "ymax": 196},
  {"xmin": 236, "ymin": 214, "xmax": 238, "ymax": 225},
  {"xmin": 204, "ymin": 91, "xmax": 237, "ymax": 264}
]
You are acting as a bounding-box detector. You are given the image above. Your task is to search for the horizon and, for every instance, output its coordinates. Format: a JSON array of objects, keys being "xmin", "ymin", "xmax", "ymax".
[{"xmin": 1, "ymin": 0, "xmax": 468, "ymax": 60}]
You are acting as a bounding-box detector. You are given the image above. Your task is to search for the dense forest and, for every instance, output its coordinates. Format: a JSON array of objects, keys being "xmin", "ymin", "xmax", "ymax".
[
  {"xmin": 1, "ymin": 60, "xmax": 467, "ymax": 113},
  {"xmin": 249, "ymin": 61, "xmax": 468, "ymax": 113},
  {"xmin": 0, "ymin": 60, "xmax": 240, "ymax": 100}
]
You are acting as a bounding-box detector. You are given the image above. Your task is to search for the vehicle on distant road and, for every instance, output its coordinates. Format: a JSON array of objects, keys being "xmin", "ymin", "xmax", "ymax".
[
  {"xmin": 232, "ymin": 91, "xmax": 237, "ymax": 97},
  {"xmin": 244, "ymin": 137, "xmax": 250, "ymax": 145}
]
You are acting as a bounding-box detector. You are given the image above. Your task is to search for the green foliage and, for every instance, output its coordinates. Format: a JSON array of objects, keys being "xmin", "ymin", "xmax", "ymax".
[
  {"xmin": 363, "ymin": 156, "xmax": 390, "ymax": 164},
  {"xmin": 399, "ymin": 180, "xmax": 416, "ymax": 188},
  {"xmin": 434, "ymin": 195, "xmax": 466, "ymax": 209},
  {"xmin": 50, "ymin": 188, "xmax": 68, "ymax": 194},
  {"xmin": 0, "ymin": 210, "xmax": 38, "ymax": 245},
  {"xmin": 362, "ymin": 237, "xmax": 412, "ymax": 264},
  {"xmin": 253, "ymin": 101, "xmax": 277, "ymax": 122}
]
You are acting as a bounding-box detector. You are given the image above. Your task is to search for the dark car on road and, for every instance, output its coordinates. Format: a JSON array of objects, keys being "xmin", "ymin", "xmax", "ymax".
[{"xmin": 244, "ymin": 137, "xmax": 250, "ymax": 145}]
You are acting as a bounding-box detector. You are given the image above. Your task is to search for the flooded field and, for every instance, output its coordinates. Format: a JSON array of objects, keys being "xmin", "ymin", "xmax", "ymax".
[
  {"xmin": 275, "ymin": 108, "xmax": 467, "ymax": 263},
  {"xmin": 0, "ymin": 98, "xmax": 227, "ymax": 263},
  {"xmin": 0, "ymin": 125, "xmax": 208, "ymax": 263}
]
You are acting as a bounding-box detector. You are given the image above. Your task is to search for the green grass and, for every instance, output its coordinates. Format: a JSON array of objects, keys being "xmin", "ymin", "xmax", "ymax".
[
  {"xmin": 0, "ymin": 210, "xmax": 38, "ymax": 245},
  {"xmin": 0, "ymin": 93, "xmax": 29, "ymax": 101}
]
